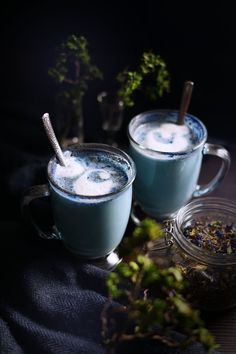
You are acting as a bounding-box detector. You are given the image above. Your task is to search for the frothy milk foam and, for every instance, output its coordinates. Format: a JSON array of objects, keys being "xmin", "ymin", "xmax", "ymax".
[
  {"xmin": 134, "ymin": 121, "xmax": 193, "ymax": 153},
  {"xmin": 53, "ymin": 150, "xmax": 128, "ymax": 196}
]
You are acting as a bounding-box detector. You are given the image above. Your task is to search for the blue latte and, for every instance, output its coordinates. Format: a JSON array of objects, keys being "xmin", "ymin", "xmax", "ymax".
[
  {"xmin": 47, "ymin": 144, "xmax": 136, "ymax": 258},
  {"xmin": 134, "ymin": 120, "xmax": 193, "ymax": 153},
  {"xmin": 53, "ymin": 149, "xmax": 129, "ymax": 197},
  {"xmin": 128, "ymin": 110, "xmax": 207, "ymax": 219}
]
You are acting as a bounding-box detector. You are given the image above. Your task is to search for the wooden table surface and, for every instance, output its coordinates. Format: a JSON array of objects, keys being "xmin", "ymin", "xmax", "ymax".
[
  {"xmin": 196, "ymin": 139, "xmax": 236, "ymax": 354},
  {"xmin": 206, "ymin": 309, "xmax": 236, "ymax": 354}
]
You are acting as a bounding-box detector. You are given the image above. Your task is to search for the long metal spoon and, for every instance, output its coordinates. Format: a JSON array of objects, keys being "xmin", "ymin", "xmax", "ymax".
[
  {"xmin": 42, "ymin": 113, "xmax": 66, "ymax": 166},
  {"xmin": 177, "ymin": 81, "xmax": 194, "ymax": 125}
]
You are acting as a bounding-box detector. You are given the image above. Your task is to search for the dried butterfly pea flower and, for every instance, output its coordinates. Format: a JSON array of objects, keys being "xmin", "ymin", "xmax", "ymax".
[{"xmin": 183, "ymin": 220, "xmax": 236, "ymax": 254}]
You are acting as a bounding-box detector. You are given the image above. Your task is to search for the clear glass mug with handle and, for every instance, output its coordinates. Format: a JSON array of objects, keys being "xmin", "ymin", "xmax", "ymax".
[
  {"xmin": 22, "ymin": 143, "xmax": 136, "ymax": 266},
  {"xmin": 128, "ymin": 109, "xmax": 231, "ymax": 222}
]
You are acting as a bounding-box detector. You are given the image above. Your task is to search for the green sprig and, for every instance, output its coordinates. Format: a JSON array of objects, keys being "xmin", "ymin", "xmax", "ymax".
[
  {"xmin": 116, "ymin": 51, "xmax": 170, "ymax": 107},
  {"xmin": 103, "ymin": 218, "xmax": 218, "ymax": 353},
  {"xmin": 48, "ymin": 35, "xmax": 103, "ymax": 111}
]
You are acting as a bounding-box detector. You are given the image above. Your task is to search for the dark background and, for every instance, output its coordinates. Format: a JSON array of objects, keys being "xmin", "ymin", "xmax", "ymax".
[
  {"xmin": 1, "ymin": 2, "xmax": 236, "ymax": 141},
  {"xmin": 0, "ymin": 1, "xmax": 235, "ymax": 217}
]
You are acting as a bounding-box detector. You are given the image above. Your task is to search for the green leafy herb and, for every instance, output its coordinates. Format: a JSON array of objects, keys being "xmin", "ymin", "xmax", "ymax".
[
  {"xmin": 102, "ymin": 219, "xmax": 218, "ymax": 353},
  {"xmin": 48, "ymin": 35, "xmax": 103, "ymax": 142},
  {"xmin": 49, "ymin": 35, "xmax": 103, "ymax": 98},
  {"xmin": 116, "ymin": 51, "xmax": 170, "ymax": 107}
]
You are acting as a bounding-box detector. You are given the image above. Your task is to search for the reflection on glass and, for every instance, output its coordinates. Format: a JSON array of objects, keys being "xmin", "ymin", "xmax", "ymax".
[{"xmin": 97, "ymin": 91, "xmax": 124, "ymax": 146}]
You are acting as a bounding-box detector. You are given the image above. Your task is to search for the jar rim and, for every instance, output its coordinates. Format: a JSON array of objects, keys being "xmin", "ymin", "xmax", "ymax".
[{"xmin": 173, "ymin": 197, "xmax": 236, "ymax": 266}]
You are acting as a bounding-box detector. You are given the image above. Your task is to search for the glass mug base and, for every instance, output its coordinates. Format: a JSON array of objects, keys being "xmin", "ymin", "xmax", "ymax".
[
  {"xmin": 131, "ymin": 200, "xmax": 177, "ymax": 225},
  {"xmin": 65, "ymin": 242, "xmax": 122, "ymax": 271}
]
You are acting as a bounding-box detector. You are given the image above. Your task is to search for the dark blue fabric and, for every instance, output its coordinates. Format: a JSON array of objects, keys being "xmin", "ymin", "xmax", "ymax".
[
  {"xmin": 0, "ymin": 220, "xmax": 217, "ymax": 354},
  {"xmin": 0, "ymin": 221, "xmax": 107, "ymax": 354}
]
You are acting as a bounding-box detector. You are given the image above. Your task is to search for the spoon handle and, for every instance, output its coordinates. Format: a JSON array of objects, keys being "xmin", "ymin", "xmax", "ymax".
[
  {"xmin": 42, "ymin": 113, "xmax": 66, "ymax": 166},
  {"xmin": 178, "ymin": 81, "xmax": 194, "ymax": 125}
]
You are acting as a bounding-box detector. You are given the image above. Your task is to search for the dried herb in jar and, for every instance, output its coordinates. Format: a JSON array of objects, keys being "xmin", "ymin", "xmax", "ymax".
[
  {"xmin": 183, "ymin": 220, "xmax": 236, "ymax": 254},
  {"xmin": 174, "ymin": 219, "xmax": 236, "ymax": 311}
]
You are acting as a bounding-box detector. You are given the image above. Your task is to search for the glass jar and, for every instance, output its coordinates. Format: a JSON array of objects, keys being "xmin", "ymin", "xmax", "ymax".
[
  {"xmin": 168, "ymin": 197, "xmax": 236, "ymax": 311},
  {"xmin": 149, "ymin": 197, "xmax": 236, "ymax": 312}
]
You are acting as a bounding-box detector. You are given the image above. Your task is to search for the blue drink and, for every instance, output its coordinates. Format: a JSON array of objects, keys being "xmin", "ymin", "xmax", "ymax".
[
  {"xmin": 128, "ymin": 110, "xmax": 230, "ymax": 219},
  {"xmin": 48, "ymin": 144, "xmax": 136, "ymax": 258}
]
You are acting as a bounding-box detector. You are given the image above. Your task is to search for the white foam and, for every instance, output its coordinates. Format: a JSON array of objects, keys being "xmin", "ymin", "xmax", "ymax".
[
  {"xmin": 73, "ymin": 169, "xmax": 113, "ymax": 196},
  {"xmin": 135, "ymin": 122, "xmax": 192, "ymax": 153},
  {"xmin": 98, "ymin": 171, "xmax": 110, "ymax": 180},
  {"xmin": 55, "ymin": 152, "xmax": 85, "ymax": 178},
  {"xmin": 53, "ymin": 151, "xmax": 128, "ymax": 196}
]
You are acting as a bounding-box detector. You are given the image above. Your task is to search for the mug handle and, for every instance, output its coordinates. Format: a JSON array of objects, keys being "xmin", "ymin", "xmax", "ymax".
[
  {"xmin": 21, "ymin": 184, "xmax": 61, "ymax": 240},
  {"xmin": 193, "ymin": 143, "xmax": 231, "ymax": 197}
]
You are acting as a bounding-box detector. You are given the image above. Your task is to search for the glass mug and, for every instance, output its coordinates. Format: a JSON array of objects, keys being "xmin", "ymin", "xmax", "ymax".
[
  {"xmin": 128, "ymin": 110, "xmax": 231, "ymax": 220},
  {"xmin": 22, "ymin": 144, "xmax": 136, "ymax": 259}
]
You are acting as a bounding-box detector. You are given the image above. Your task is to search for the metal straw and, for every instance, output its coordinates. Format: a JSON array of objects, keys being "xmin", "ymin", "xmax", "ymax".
[
  {"xmin": 42, "ymin": 113, "xmax": 67, "ymax": 166},
  {"xmin": 177, "ymin": 81, "xmax": 194, "ymax": 125}
]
